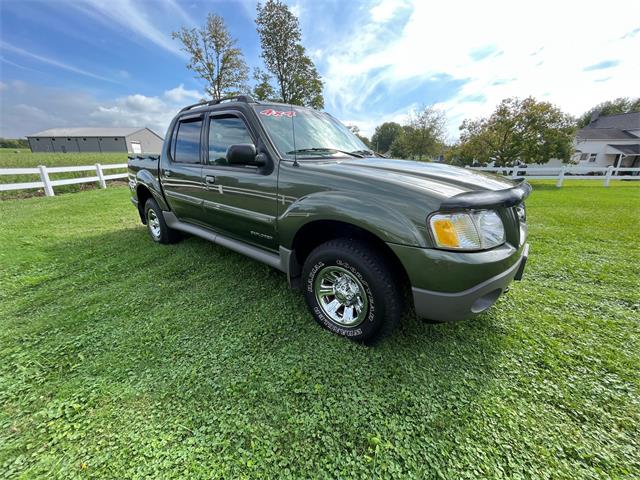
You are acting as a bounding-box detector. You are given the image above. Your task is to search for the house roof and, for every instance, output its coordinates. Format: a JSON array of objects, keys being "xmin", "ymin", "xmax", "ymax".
[
  {"xmin": 27, "ymin": 127, "xmax": 152, "ymax": 138},
  {"xmin": 576, "ymin": 127, "xmax": 639, "ymax": 140},
  {"xmin": 608, "ymin": 144, "xmax": 640, "ymax": 155},
  {"xmin": 589, "ymin": 112, "xmax": 640, "ymax": 130}
]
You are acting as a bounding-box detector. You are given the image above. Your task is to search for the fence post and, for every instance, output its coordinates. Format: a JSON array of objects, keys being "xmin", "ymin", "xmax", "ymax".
[
  {"xmin": 38, "ymin": 165, "xmax": 54, "ymax": 196},
  {"xmin": 95, "ymin": 163, "xmax": 107, "ymax": 189},
  {"xmin": 604, "ymin": 165, "xmax": 613, "ymax": 187},
  {"xmin": 511, "ymin": 166, "xmax": 520, "ymax": 179},
  {"xmin": 556, "ymin": 166, "xmax": 566, "ymax": 188}
]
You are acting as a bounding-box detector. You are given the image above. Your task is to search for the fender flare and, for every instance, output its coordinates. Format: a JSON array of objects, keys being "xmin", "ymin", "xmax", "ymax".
[
  {"xmin": 278, "ymin": 191, "xmax": 427, "ymax": 249},
  {"xmin": 136, "ymin": 169, "xmax": 169, "ymax": 211}
]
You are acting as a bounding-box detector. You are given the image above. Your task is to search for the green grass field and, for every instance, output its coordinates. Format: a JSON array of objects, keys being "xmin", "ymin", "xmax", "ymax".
[
  {"xmin": 0, "ymin": 149, "xmax": 127, "ymax": 199},
  {"xmin": 1, "ymin": 184, "xmax": 639, "ymax": 479}
]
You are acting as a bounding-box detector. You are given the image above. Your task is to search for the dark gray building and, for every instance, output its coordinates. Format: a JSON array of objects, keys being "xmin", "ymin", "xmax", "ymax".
[{"xmin": 27, "ymin": 127, "xmax": 163, "ymax": 154}]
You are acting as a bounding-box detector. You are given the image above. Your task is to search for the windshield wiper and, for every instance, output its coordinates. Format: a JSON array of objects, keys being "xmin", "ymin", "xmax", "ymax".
[
  {"xmin": 287, "ymin": 148, "xmax": 364, "ymax": 158},
  {"xmin": 350, "ymin": 149, "xmax": 376, "ymax": 157}
]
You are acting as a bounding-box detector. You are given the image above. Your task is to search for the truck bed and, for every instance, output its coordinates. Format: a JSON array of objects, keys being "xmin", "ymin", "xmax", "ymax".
[{"xmin": 127, "ymin": 154, "xmax": 160, "ymax": 178}]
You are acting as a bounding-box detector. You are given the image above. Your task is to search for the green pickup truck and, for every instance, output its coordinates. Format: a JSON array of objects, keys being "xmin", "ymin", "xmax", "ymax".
[{"xmin": 128, "ymin": 95, "xmax": 530, "ymax": 342}]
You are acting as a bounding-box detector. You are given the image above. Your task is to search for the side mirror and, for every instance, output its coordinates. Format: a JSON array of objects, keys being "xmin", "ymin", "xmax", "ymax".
[{"xmin": 227, "ymin": 144, "xmax": 265, "ymax": 166}]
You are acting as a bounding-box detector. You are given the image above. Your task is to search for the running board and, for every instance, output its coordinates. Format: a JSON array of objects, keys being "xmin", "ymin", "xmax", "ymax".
[{"xmin": 163, "ymin": 211, "xmax": 288, "ymax": 273}]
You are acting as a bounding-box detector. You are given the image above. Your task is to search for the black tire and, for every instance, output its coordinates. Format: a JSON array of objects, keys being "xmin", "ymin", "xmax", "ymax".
[
  {"xmin": 144, "ymin": 198, "xmax": 180, "ymax": 244},
  {"xmin": 301, "ymin": 238, "xmax": 404, "ymax": 343}
]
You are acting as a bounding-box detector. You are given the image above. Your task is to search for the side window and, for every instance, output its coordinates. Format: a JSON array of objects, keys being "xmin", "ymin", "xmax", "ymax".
[
  {"xmin": 208, "ymin": 116, "xmax": 254, "ymax": 165},
  {"xmin": 173, "ymin": 118, "xmax": 202, "ymax": 164}
]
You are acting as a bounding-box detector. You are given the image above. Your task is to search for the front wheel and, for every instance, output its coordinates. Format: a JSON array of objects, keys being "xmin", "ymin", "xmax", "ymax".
[{"xmin": 301, "ymin": 239, "xmax": 403, "ymax": 343}]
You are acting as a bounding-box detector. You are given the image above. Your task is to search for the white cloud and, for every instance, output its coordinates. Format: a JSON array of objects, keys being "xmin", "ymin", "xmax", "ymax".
[
  {"xmin": 163, "ymin": 84, "xmax": 202, "ymax": 103},
  {"xmin": 0, "ymin": 82, "xmax": 204, "ymax": 138},
  {"xmin": 370, "ymin": 0, "xmax": 410, "ymax": 23},
  {"xmin": 316, "ymin": 0, "xmax": 640, "ymax": 137}
]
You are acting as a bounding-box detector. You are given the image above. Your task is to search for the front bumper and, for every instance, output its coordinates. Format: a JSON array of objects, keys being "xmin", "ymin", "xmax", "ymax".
[{"xmin": 411, "ymin": 243, "xmax": 529, "ymax": 322}]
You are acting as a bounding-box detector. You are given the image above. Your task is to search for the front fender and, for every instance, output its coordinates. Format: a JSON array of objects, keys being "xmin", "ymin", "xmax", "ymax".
[
  {"xmin": 136, "ymin": 169, "xmax": 169, "ymax": 211},
  {"xmin": 278, "ymin": 191, "xmax": 427, "ymax": 249}
]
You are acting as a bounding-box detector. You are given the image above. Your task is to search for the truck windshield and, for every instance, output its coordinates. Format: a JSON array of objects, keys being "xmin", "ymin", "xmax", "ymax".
[{"xmin": 253, "ymin": 105, "xmax": 368, "ymax": 159}]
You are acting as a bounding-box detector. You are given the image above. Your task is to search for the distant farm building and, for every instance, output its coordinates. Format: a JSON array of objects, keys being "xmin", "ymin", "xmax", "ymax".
[
  {"xmin": 26, "ymin": 127, "xmax": 163, "ymax": 154},
  {"xmin": 573, "ymin": 112, "xmax": 640, "ymax": 168}
]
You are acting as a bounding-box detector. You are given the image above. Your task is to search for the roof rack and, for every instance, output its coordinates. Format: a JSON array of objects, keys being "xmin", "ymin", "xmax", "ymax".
[{"xmin": 179, "ymin": 95, "xmax": 256, "ymax": 113}]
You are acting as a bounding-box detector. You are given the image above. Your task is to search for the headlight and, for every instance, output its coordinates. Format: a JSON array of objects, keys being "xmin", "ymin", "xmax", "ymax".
[{"xmin": 429, "ymin": 210, "xmax": 505, "ymax": 250}]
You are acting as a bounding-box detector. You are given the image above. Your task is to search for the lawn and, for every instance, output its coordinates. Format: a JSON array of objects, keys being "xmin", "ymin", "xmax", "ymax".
[
  {"xmin": 0, "ymin": 149, "xmax": 127, "ymax": 199},
  {"xmin": 0, "ymin": 184, "xmax": 638, "ymax": 479}
]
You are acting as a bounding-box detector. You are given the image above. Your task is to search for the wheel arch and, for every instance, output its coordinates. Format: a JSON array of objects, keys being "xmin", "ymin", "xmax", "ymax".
[
  {"xmin": 134, "ymin": 169, "xmax": 169, "ymax": 222},
  {"xmin": 288, "ymin": 219, "xmax": 411, "ymax": 291},
  {"xmin": 136, "ymin": 185, "xmax": 153, "ymax": 223}
]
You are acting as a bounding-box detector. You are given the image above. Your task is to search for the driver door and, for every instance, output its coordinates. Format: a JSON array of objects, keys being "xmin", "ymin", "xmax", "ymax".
[{"xmin": 199, "ymin": 111, "xmax": 279, "ymax": 251}]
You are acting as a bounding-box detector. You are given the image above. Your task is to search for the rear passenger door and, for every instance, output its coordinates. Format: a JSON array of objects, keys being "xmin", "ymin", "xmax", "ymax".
[
  {"xmin": 160, "ymin": 115, "xmax": 205, "ymax": 224},
  {"xmin": 199, "ymin": 111, "xmax": 279, "ymax": 250}
]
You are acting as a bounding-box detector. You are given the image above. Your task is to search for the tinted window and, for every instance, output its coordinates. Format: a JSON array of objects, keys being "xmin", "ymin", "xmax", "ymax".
[
  {"xmin": 208, "ymin": 116, "xmax": 254, "ymax": 165},
  {"xmin": 173, "ymin": 118, "xmax": 202, "ymax": 164}
]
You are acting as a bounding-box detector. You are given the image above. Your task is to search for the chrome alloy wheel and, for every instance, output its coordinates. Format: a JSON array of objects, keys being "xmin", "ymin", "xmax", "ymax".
[
  {"xmin": 147, "ymin": 209, "xmax": 161, "ymax": 239},
  {"xmin": 314, "ymin": 266, "xmax": 369, "ymax": 327}
]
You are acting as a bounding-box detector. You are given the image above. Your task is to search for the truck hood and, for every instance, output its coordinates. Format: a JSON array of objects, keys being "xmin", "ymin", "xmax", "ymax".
[{"xmin": 307, "ymin": 157, "xmax": 515, "ymax": 199}]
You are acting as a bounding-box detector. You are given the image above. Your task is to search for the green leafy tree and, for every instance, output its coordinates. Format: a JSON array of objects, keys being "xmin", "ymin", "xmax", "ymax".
[
  {"xmin": 457, "ymin": 97, "xmax": 575, "ymax": 166},
  {"xmin": 255, "ymin": 0, "xmax": 324, "ymax": 108},
  {"xmin": 389, "ymin": 106, "xmax": 447, "ymax": 160},
  {"xmin": 371, "ymin": 122, "xmax": 403, "ymax": 153},
  {"xmin": 347, "ymin": 125, "xmax": 371, "ymax": 148},
  {"xmin": 389, "ymin": 125, "xmax": 413, "ymax": 159},
  {"xmin": 0, "ymin": 138, "xmax": 29, "ymax": 149},
  {"xmin": 405, "ymin": 106, "xmax": 447, "ymax": 160},
  {"xmin": 577, "ymin": 97, "xmax": 640, "ymax": 128},
  {"xmin": 252, "ymin": 67, "xmax": 277, "ymax": 102},
  {"xmin": 172, "ymin": 13, "xmax": 248, "ymax": 100}
]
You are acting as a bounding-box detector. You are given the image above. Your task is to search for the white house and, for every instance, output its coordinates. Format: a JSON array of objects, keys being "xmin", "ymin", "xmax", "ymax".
[{"xmin": 572, "ymin": 112, "xmax": 640, "ymax": 169}]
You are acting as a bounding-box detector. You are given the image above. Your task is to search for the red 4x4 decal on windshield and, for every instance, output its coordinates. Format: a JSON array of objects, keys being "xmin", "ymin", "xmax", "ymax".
[{"xmin": 259, "ymin": 109, "xmax": 296, "ymax": 117}]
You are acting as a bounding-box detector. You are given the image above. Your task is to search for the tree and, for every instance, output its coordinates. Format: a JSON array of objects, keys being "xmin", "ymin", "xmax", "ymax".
[
  {"xmin": 172, "ymin": 13, "xmax": 248, "ymax": 100},
  {"xmin": 405, "ymin": 106, "xmax": 447, "ymax": 160},
  {"xmin": 0, "ymin": 138, "xmax": 29, "ymax": 149},
  {"xmin": 577, "ymin": 97, "xmax": 640, "ymax": 128},
  {"xmin": 389, "ymin": 126, "xmax": 414, "ymax": 159},
  {"xmin": 371, "ymin": 122, "xmax": 403, "ymax": 153},
  {"xmin": 456, "ymin": 97, "xmax": 575, "ymax": 166},
  {"xmin": 255, "ymin": 0, "xmax": 324, "ymax": 108},
  {"xmin": 347, "ymin": 125, "xmax": 371, "ymax": 148},
  {"xmin": 388, "ymin": 106, "xmax": 447, "ymax": 160},
  {"xmin": 252, "ymin": 67, "xmax": 277, "ymax": 102}
]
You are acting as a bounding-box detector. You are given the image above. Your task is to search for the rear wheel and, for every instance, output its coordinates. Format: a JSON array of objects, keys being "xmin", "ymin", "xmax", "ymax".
[
  {"xmin": 144, "ymin": 198, "xmax": 180, "ymax": 244},
  {"xmin": 301, "ymin": 239, "xmax": 403, "ymax": 343}
]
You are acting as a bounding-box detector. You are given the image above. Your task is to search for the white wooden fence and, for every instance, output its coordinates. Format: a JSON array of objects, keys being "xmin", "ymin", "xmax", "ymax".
[
  {"xmin": 0, "ymin": 163, "xmax": 127, "ymax": 196},
  {"xmin": 1, "ymin": 163, "xmax": 638, "ymax": 197},
  {"xmin": 467, "ymin": 165, "xmax": 640, "ymax": 187}
]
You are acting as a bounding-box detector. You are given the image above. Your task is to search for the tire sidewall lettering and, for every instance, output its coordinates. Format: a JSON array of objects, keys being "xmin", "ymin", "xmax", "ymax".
[
  {"xmin": 336, "ymin": 258, "xmax": 376, "ymax": 323},
  {"xmin": 307, "ymin": 257, "xmax": 377, "ymax": 335}
]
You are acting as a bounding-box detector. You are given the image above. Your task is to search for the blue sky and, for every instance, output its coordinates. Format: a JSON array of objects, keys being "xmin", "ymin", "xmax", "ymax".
[{"xmin": 0, "ymin": 0, "xmax": 638, "ymax": 139}]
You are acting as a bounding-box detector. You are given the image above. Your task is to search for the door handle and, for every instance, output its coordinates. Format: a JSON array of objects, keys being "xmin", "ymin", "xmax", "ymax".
[
  {"xmin": 205, "ymin": 175, "xmax": 216, "ymax": 185},
  {"xmin": 163, "ymin": 169, "xmax": 171, "ymax": 177}
]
